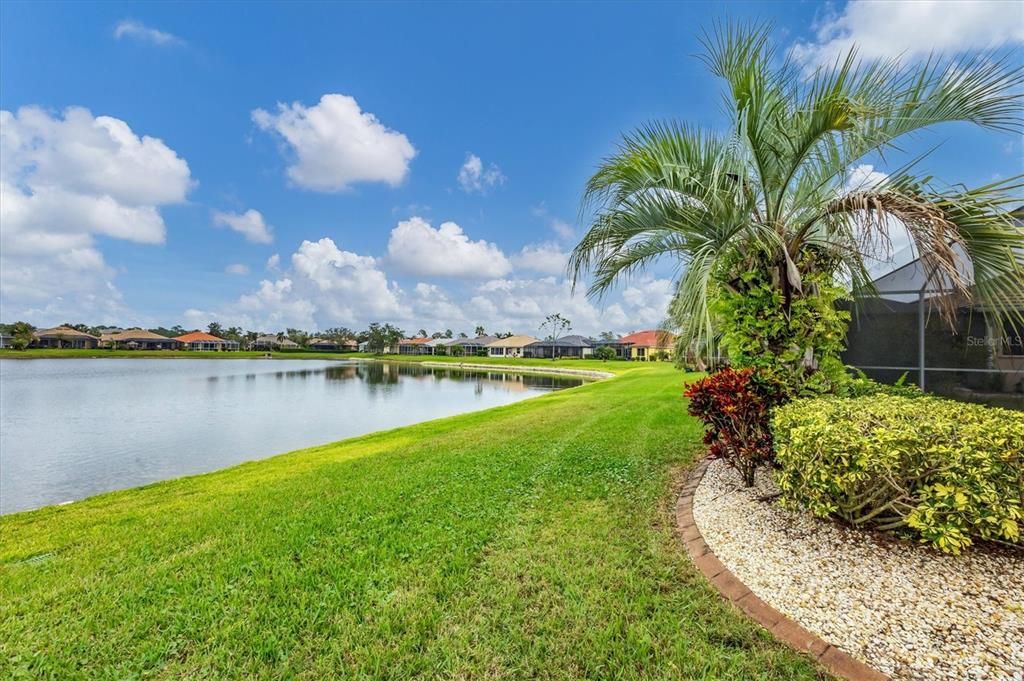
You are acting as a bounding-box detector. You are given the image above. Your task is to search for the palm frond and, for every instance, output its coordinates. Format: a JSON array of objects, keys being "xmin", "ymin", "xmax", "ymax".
[{"xmin": 818, "ymin": 175, "xmax": 1024, "ymax": 324}]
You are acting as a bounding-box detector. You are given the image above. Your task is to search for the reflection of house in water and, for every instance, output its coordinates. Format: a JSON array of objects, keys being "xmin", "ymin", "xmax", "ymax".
[{"xmin": 843, "ymin": 241, "xmax": 1023, "ymax": 408}]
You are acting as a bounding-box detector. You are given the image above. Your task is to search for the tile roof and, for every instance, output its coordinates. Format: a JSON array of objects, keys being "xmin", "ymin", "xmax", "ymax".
[
  {"xmin": 34, "ymin": 326, "xmax": 99, "ymax": 339},
  {"xmin": 105, "ymin": 329, "xmax": 179, "ymax": 342},
  {"xmin": 618, "ymin": 330, "xmax": 676, "ymax": 347},
  {"xmin": 448, "ymin": 335, "xmax": 500, "ymax": 346},
  {"xmin": 399, "ymin": 337, "xmax": 432, "ymax": 345},
  {"xmin": 175, "ymin": 331, "xmax": 229, "ymax": 343},
  {"xmin": 528, "ymin": 335, "xmax": 593, "ymax": 347},
  {"xmin": 485, "ymin": 335, "xmax": 539, "ymax": 347}
]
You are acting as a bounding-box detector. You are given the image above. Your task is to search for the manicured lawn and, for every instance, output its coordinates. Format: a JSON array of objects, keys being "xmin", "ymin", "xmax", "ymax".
[{"xmin": 0, "ymin": 363, "xmax": 819, "ymax": 679}]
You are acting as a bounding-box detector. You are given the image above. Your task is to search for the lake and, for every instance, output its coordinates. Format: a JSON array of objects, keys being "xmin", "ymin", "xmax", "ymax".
[{"xmin": 0, "ymin": 358, "xmax": 584, "ymax": 515}]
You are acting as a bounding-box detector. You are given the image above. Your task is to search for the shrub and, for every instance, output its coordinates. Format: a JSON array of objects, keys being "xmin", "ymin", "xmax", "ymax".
[
  {"xmin": 684, "ymin": 368, "xmax": 787, "ymax": 486},
  {"xmin": 710, "ymin": 264, "xmax": 851, "ymax": 395},
  {"xmin": 593, "ymin": 346, "xmax": 616, "ymax": 361},
  {"xmin": 773, "ymin": 395, "xmax": 1024, "ymax": 553},
  {"xmin": 845, "ymin": 368, "xmax": 923, "ymax": 398}
]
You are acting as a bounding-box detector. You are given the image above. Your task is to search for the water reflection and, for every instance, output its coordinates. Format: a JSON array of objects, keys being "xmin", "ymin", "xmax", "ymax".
[
  {"xmin": 229, "ymin": 361, "xmax": 585, "ymax": 394},
  {"xmin": 0, "ymin": 359, "xmax": 584, "ymax": 515}
]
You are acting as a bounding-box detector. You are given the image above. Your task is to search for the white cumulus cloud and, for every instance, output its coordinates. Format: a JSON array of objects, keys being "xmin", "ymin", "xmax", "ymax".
[
  {"xmin": 213, "ymin": 208, "xmax": 273, "ymax": 244},
  {"xmin": 252, "ymin": 93, "xmax": 416, "ymax": 192},
  {"xmin": 791, "ymin": 0, "xmax": 1024, "ymax": 67},
  {"xmin": 511, "ymin": 242, "xmax": 568, "ymax": 275},
  {"xmin": 457, "ymin": 153, "xmax": 505, "ymax": 193},
  {"xmin": 0, "ymin": 105, "xmax": 192, "ymax": 324},
  {"xmin": 387, "ymin": 216, "xmax": 512, "ymax": 279},
  {"xmin": 193, "ymin": 238, "xmax": 406, "ymax": 330}
]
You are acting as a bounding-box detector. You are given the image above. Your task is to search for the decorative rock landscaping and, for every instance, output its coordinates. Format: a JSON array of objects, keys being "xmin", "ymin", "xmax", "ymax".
[{"xmin": 688, "ymin": 459, "xmax": 1024, "ymax": 681}]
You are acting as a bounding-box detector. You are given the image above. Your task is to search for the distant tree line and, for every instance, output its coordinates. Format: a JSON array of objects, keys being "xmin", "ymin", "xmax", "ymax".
[{"xmin": 1, "ymin": 318, "xmax": 587, "ymax": 351}]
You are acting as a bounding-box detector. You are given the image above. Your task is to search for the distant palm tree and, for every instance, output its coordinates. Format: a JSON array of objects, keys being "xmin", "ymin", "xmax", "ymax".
[{"xmin": 570, "ymin": 22, "xmax": 1023, "ymax": 369}]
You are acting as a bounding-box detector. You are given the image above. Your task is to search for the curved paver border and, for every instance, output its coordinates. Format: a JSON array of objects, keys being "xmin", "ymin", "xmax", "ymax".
[{"xmin": 676, "ymin": 459, "xmax": 890, "ymax": 681}]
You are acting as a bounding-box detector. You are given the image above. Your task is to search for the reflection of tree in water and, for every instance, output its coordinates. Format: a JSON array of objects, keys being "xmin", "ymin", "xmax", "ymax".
[
  {"xmin": 271, "ymin": 368, "xmax": 321, "ymax": 380},
  {"xmin": 521, "ymin": 374, "xmax": 584, "ymax": 391},
  {"xmin": 323, "ymin": 365, "xmax": 359, "ymax": 382},
  {"xmin": 249, "ymin": 360, "xmax": 583, "ymax": 394}
]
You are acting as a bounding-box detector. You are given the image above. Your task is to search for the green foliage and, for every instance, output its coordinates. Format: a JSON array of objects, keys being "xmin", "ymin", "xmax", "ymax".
[
  {"xmin": 571, "ymin": 22, "xmax": 1024, "ymax": 373},
  {"xmin": 593, "ymin": 346, "xmax": 617, "ymax": 361},
  {"xmin": 6, "ymin": 321, "xmax": 36, "ymax": 350},
  {"xmin": 711, "ymin": 264, "xmax": 851, "ymax": 394},
  {"xmin": 365, "ymin": 322, "xmax": 404, "ymax": 354},
  {"xmin": 845, "ymin": 368, "xmax": 924, "ymax": 398},
  {"xmin": 773, "ymin": 395, "xmax": 1024, "ymax": 553}
]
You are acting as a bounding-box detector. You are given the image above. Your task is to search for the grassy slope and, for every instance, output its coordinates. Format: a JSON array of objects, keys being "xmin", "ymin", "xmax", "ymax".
[{"xmin": 0, "ymin": 364, "xmax": 819, "ymax": 679}]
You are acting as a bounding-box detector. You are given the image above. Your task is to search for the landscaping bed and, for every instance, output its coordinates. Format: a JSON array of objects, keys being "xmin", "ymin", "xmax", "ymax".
[{"xmin": 693, "ymin": 458, "xmax": 1024, "ymax": 681}]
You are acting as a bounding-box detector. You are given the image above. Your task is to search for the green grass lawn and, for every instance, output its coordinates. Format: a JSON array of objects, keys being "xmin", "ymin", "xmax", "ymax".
[{"xmin": 0, "ymin": 363, "xmax": 820, "ymax": 679}]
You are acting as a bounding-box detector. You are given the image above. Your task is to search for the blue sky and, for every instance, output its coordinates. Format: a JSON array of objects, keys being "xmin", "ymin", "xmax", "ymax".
[{"xmin": 1, "ymin": 1, "xmax": 1021, "ymax": 335}]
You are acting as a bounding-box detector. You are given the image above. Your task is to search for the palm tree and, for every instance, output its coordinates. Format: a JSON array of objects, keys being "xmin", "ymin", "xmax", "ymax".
[{"xmin": 569, "ymin": 23, "xmax": 1023, "ymax": 381}]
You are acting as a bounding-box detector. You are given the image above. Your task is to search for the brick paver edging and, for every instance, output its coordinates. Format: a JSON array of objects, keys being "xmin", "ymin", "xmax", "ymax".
[{"xmin": 676, "ymin": 459, "xmax": 889, "ymax": 681}]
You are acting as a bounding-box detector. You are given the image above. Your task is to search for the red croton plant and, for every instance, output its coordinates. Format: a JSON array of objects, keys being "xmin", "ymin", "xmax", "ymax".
[{"xmin": 684, "ymin": 368, "xmax": 787, "ymax": 487}]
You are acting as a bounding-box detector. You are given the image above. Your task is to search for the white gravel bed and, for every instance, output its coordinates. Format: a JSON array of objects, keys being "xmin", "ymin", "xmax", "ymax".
[{"xmin": 692, "ymin": 459, "xmax": 1024, "ymax": 681}]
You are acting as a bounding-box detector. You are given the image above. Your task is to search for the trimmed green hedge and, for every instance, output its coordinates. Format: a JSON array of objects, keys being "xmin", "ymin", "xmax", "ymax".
[{"xmin": 773, "ymin": 395, "xmax": 1024, "ymax": 553}]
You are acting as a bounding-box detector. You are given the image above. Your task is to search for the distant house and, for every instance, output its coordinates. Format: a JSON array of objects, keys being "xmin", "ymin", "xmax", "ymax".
[
  {"xmin": 306, "ymin": 338, "xmax": 357, "ymax": 352},
  {"xmin": 251, "ymin": 335, "xmax": 300, "ymax": 351},
  {"xmin": 619, "ymin": 330, "xmax": 676, "ymax": 361},
  {"xmin": 424, "ymin": 338, "xmax": 456, "ymax": 354},
  {"xmin": 591, "ymin": 336, "xmax": 634, "ymax": 359},
  {"xmin": 252, "ymin": 335, "xmax": 280, "ymax": 350},
  {"xmin": 357, "ymin": 340, "xmax": 397, "ymax": 353},
  {"xmin": 307, "ymin": 338, "xmax": 338, "ymax": 351},
  {"xmin": 175, "ymin": 331, "xmax": 239, "ymax": 351},
  {"xmin": 398, "ymin": 337, "xmax": 433, "ymax": 355},
  {"xmin": 33, "ymin": 326, "xmax": 100, "ymax": 349},
  {"xmin": 485, "ymin": 335, "xmax": 539, "ymax": 358},
  {"xmin": 0, "ymin": 333, "xmax": 12, "ymax": 349},
  {"xmin": 523, "ymin": 335, "xmax": 593, "ymax": 359},
  {"xmin": 448, "ymin": 335, "xmax": 500, "ymax": 356},
  {"xmin": 102, "ymin": 329, "xmax": 180, "ymax": 350}
]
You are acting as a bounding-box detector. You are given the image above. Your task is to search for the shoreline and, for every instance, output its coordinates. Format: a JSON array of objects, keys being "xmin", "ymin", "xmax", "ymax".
[
  {"xmin": 388, "ymin": 359, "xmax": 616, "ymax": 380},
  {"xmin": 0, "ymin": 358, "xmax": 618, "ymax": 517}
]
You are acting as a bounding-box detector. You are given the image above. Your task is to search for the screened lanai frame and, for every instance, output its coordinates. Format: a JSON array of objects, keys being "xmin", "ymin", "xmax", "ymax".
[{"xmin": 846, "ymin": 289, "xmax": 1014, "ymax": 389}]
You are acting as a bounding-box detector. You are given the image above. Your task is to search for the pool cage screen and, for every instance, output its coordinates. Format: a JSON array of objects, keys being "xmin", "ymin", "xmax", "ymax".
[{"xmin": 842, "ymin": 289, "xmax": 1023, "ymax": 410}]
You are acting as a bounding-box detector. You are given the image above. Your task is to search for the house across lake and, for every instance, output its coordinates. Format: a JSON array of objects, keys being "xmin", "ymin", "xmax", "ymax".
[{"xmin": 175, "ymin": 331, "xmax": 240, "ymax": 352}]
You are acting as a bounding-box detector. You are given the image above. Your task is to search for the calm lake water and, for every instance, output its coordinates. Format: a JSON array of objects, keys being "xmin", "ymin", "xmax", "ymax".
[{"xmin": 0, "ymin": 358, "xmax": 583, "ymax": 515}]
